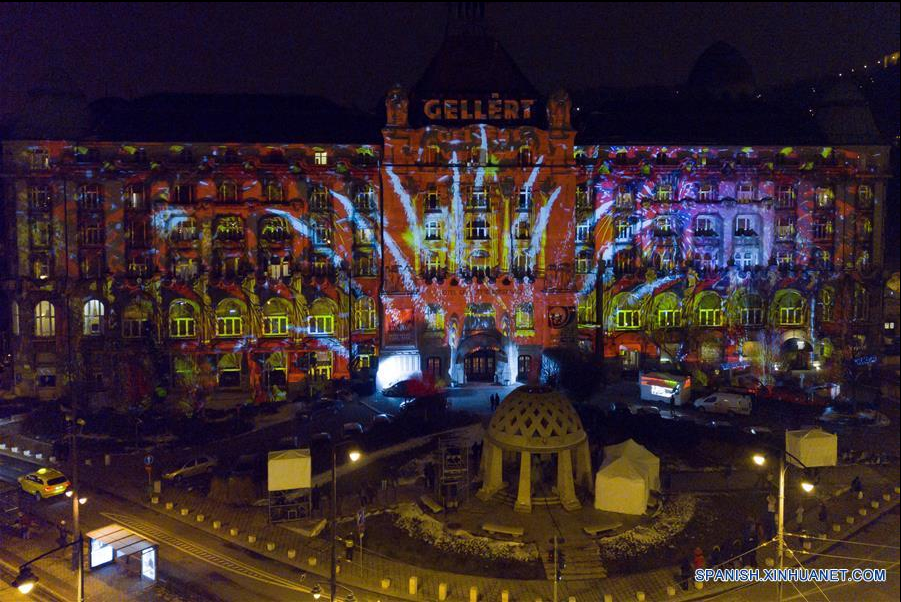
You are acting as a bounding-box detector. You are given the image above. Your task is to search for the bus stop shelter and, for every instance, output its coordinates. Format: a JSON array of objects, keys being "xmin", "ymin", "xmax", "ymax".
[{"xmin": 86, "ymin": 524, "xmax": 158, "ymax": 581}]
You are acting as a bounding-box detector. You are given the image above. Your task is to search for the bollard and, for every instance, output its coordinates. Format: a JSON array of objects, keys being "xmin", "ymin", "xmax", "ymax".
[
  {"xmin": 287, "ymin": 549, "xmax": 296, "ymax": 559},
  {"xmin": 884, "ymin": 493, "xmax": 892, "ymax": 501},
  {"xmin": 765, "ymin": 557, "xmax": 775, "ymax": 567},
  {"xmin": 10, "ymin": 446, "xmax": 18, "ymax": 453},
  {"xmin": 894, "ymin": 486, "xmax": 900, "ymax": 494},
  {"xmin": 23, "ymin": 450, "xmax": 32, "ymax": 457},
  {"xmin": 803, "ymin": 541, "xmax": 812, "ymax": 550},
  {"xmin": 85, "ymin": 458, "xmax": 92, "ymax": 466},
  {"xmin": 846, "ymin": 516, "xmax": 855, "ymax": 525},
  {"xmin": 667, "ymin": 585, "xmax": 677, "ymax": 596},
  {"xmin": 230, "ymin": 528, "xmax": 239, "ymax": 537},
  {"xmin": 501, "ymin": 590, "xmax": 509, "ymax": 602},
  {"xmin": 35, "ymin": 453, "xmax": 43, "ymax": 460},
  {"xmin": 637, "ymin": 591, "xmax": 646, "ymax": 601},
  {"xmin": 832, "ymin": 524, "xmax": 841, "ymax": 532},
  {"xmin": 568, "ymin": 598, "xmax": 576, "ymax": 602},
  {"xmin": 470, "ymin": 586, "xmax": 478, "ymax": 602},
  {"xmin": 196, "ymin": 514, "xmax": 204, "ymax": 522},
  {"xmin": 180, "ymin": 508, "xmax": 189, "ymax": 516},
  {"xmin": 247, "ymin": 534, "xmax": 257, "ymax": 544},
  {"xmin": 49, "ymin": 456, "xmax": 56, "ymax": 463},
  {"xmin": 308, "ymin": 556, "xmax": 317, "ymax": 566},
  {"xmin": 212, "ymin": 520, "xmax": 221, "ymax": 530},
  {"xmin": 694, "ymin": 581, "xmax": 704, "ymax": 590},
  {"xmin": 871, "ymin": 501, "xmax": 880, "ymax": 509},
  {"xmin": 408, "ymin": 576, "xmax": 418, "ymax": 595},
  {"xmin": 104, "ymin": 454, "xmax": 111, "ymax": 466},
  {"xmin": 336, "ymin": 564, "xmax": 341, "ymax": 575},
  {"xmin": 165, "ymin": 502, "xmax": 174, "ymax": 510},
  {"xmin": 858, "ymin": 508, "xmax": 867, "ymax": 516},
  {"xmin": 380, "ymin": 578, "xmax": 391, "ymax": 590},
  {"xmin": 0, "ymin": 443, "xmax": 6, "ymax": 449},
  {"xmin": 151, "ymin": 496, "xmax": 159, "ymax": 504},
  {"xmin": 604, "ymin": 595, "xmax": 614, "ymax": 602},
  {"xmin": 266, "ymin": 542, "xmax": 276, "ymax": 552},
  {"xmin": 438, "ymin": 583, "xmax": 448, "ymax": 600}
]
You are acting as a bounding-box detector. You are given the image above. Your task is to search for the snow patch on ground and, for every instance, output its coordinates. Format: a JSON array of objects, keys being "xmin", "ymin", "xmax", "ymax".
[
  {"xmin": 599, "ymin": 495, "xmax": 698, "ymax": 560},
  {"xmin": 391, "ymin": 502, "xmax": 538, "ymax": 562}
]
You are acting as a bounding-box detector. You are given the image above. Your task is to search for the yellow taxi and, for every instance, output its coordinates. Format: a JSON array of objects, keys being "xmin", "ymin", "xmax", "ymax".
[{"xmin": 18, "ymin": 467, "xmax": 70, "ymax": 501}]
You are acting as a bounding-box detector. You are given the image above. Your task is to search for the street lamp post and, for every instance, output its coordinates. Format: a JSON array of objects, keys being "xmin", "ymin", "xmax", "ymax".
[
  {"xmin": 752, "ymin": 448, "xmax": 814, "ymax": 602},
  {"xmin": 66, "ymin": 415, "xmax": 86, "ymax": 602},
  {"xmin": 8, "ymin": 537, "xmax": 84, "ymax": 596},
  {"xmin": 322, "ymin": 434, "xmax": 361, "ymax": 602}
]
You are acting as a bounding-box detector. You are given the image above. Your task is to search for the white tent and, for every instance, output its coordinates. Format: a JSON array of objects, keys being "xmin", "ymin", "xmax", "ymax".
[
  {"xmin": 604, "ymin": 439, "xmax": 661, "ymax": 491},
  {"xmin": 594, "ymin": 457, "xmax": 648, "ymax": 515},
  {"xmin": 785, "ymin": 429, "xmax": 837, "ymax": 468}
]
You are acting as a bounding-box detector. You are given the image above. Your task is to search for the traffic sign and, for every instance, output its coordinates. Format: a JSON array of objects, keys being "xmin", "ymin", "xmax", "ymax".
[
  {"xmin": 144, "ymin": 455, "xmax": 154, "ymax": 466},
  {"xmin": 356, "ymin": 508, "xmax": 365, "ymax": 531}
]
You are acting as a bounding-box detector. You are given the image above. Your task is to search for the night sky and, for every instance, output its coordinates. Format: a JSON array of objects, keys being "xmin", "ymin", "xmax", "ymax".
[{"xmin": 1, "ymin": 2, "xmax": 898, "ymax": 113}]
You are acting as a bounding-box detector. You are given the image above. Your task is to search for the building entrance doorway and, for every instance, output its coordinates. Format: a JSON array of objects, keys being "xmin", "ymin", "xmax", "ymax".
[{"xmin": 464, "ymin": 350, "xmax": 495, "ymax": 382}]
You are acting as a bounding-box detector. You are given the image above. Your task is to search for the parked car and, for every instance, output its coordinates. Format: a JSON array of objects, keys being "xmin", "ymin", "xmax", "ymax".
[
  {"xmin": 296, "ymin": 398, "xmax": 343, "ymax": 422},
  {"xmin": 163, "ymin": 455, "xmax": 218, "ymax": 481},
  {"xmin": 806, "ymin": 384, "xmax": 840, "ymax": 407},
  {"xmin": 18, "ymin": 467, "xmax": 69, "ymax": 501},
  {"xmin": 367, "ymin": 413, "xmax": 395, "ymax": 430},
  {"xmin": 760, "ymin": 385, "xmax": 809, "ymax": 405},
  {"xmin": 382, "ymin": 378, "xmax": 442, "ymax": 399},
  {"xmin": 399, "ymin": 393, "xmax": 451, "ymax": 420},
  {"xmin": 342, "ymin": 422, "xmax": 364, "ymax": 439},
  {"xmin": 693, "ymin": 392, "xmax": 752, "ymax": 415}
]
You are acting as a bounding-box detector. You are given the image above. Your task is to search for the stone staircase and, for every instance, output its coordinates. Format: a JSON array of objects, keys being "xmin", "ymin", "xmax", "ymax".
[
  {"xmin": 541, "ymin": 542, "xmax": 607, "ymax": 581},
  {"xmin": 494, "ymin": 490, "xmax": 561, "ymax": 507}
]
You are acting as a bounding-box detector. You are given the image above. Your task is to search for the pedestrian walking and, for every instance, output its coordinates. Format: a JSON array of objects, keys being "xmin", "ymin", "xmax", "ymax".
[
  {"xmin": 692, "ymin": 547, "xmax": 706, "ymax": 571},
  {"xmin": 679, "ymin": 556, "xmax": 693, "ymax": 590},
  {"xmin": 709, "ymin": 545, "xmax": 722, "ymax": 568},
  {"xmin": 851, "ymin": 475, "xmax": 863, "ymax": 500}
]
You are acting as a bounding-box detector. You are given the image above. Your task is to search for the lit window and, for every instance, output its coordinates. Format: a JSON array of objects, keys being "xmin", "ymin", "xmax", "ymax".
[
  {"xmin": 776, "ymin": 185, "xmax": 795, "ymax": 208},
  {"xmin": 658, "ymin": 308, "xmax": 681, "ymax": 328},
  {"xmin": 615, "ymin": 219, "xmax": 633, "ymax": 241},
  {"xmin": 261, "ymin": 217, "xmax": 291, "ymax": 241},
  {"xmin": 80, "ymin": 222, "xmax": 104, "ymax": 246},
  {"xmin": 575, "ymin": 184, "xmax": 591, "ymax": 209},
  {"xmin": 778, "ymin": 294, "xmax": 804, "ymax": 326},
  {"xmin": 469, "ymin": 187, "xmax": 489, "ymax": 210},
  {"xmin": 776, "ymin": 216, "xmax": 795, "ymax": 240},
  {"xmin": 83, "ymin": 299, "xmax": 104, "ymax": 335},
  {"xmin": 655, "ymin": 185, "xmax": 673, "ymax": 202},
  {"xmin": 812, "ymin": 218, "xmax": 833, "ymax": 240},
  {"xmin": 174, "ymin": 259, "xmax": 198, "ymax": 281},
  {"xmin": 34, "ymin": 301, "xmax": 55, "ymax": 337},
  {"xmin": 468, "ymin": 251, "xmax": 490, "ymax": 276},
  {"xmin": 264, "ymin": 180, "xmax": 284, "ymax": 202},
  {"xmin": 312, "ymin": 221, "xmax": 332, "ymax": 246},
  {"xmin": 30, "ymin": 148, "xmax": 50, "ymax": 170},
  {"xmin": 735, "ymin": 216, "xmax": 756, "ymax": 236},
  {"xmin": 857, "ymin": 185, "xmax": 872, "ymax": 207},
  {"xmin": 576, "ymin": 250, "xmax": 593, "ymax": 274},
  {"xmin": 519, "ymin": 146, "xmax": 533, "ymax": 166},
  {"xmin": 426, "ymin": 356, "xmax": 442, "ymax": 376},
  {"xmin": 355, "ymin": 252, "xmax": 376, "ymax": 277},
  {"xmin": 267, "ymin": 255, "xmax": 291, "ymax": 279},
  {"xmin": 169, "ymin": 301, "xmax": 196, "ymax": 338},
  {"xmin": 425, "ymin": 220, "xmax": 443, "ymax": 241},
  {"xmin": 308, "ymin": 315, "xmax": 335, "ymax": 335},
  {"xmin": 216, "ymin": 300, "xmax": 244, "ymax": 337},
  {"xmin": 426, "ymin": 304, "xmax": 445, "ymax": 331},
  {"xmin": 734, "ymin": 251, "xmax": 758, "ymax": 269},
  {"xmin": 122, "ymin": 302, "xmax": 150, "ymax": 338},
  {"xmin": 465, "ymin": 218, "xmax": 489, "ymax": 240},
  {"xmin": 423, "ymin": 145, "xmax": 440, "ymax": 164},
  {"xmin": 218, "ymin": 181, "xmax": 239, "ymax": 202},
  {"xmin": 311, "ymin": 352, "xmax": 333, "ymax": 381},
  {"xmin": 698, "ymin": 184, "xmax": 715, "ymax": 202},
  {"xmin": 172, "ymin": 183, "xmax": 194, "ymax": 204},
  {"xmin": 697, "ymin": 294, "xmax": 723, "ymax": 327},
  {"xmin": 853, "ymin": 285, "xmax": 870, "ymax": 321},
  {"xmin": 470, "ymin": 146, "xmax": 486, "ymax": 165},
  {"xmin": 310, "ymin": 188, "xmax": 330, "ymax": 211},
  {"xmin": 695, "ymin": 216, "xmax": 716, "ymax": 237},
  {"xmin": 215, "ymin": 216, "xmax": 244, "ymax": 241},
  {"xmin": 775, "ymin": 251, "xmax": 793, "ymax": 267},
  {"xmin": 737, "ymin": 183, "xmax": 754, "ymax": 202},
  {"xmin": 515, "ymin": 303, "xmax": 534, "ymax": 330},
  {"xmin": 355, "ymin": 185, "xmax": 375, "ymax": 212},
  {"xmin": 355, "ymin": 226, "xmax": 375, "ymax": 245},
  {"xmin": 31, "ymin": 219, "xmax": 51, "ymax": 248},
  {"xmin": 263, "ymin": 299, "xmax": 290, "ymax": 336},
  {"xmin": 124, "ymin": 185, "xmax": 146, "ymax": 210},
  {"xmin": 576, "ymin": 219, "xmax": 592, "ymax": 242},
  {"xmin": 424, "ymin": 186, "xmax": 440, "ymax": 211},
  {"xmin": 654, "ymin": 217, "xmax": 673, "ymax": 234},
  {"xmin": 314, "ymin": 151, "xmax": 328, "ymax": 166},
  {"xmin": 616, "ymin": 309, "xmax": 640, "ymax": 329},
  {"xmin": 816, "ymin": 187, "xmax": 834, "ymax": 208},
  {"xmin": 32, "ymin": 253, "xmax": 51, "ymax": 279},
  {"xmin": 615, "ymin": 189, "xmax": 633, "ymax": 208},
  {"xmin": 577, "ymin": 293, "xmax": 596, "ymax": 325},
  {"xmin": 172, "ymin": 218, "xmax": 198, "ymax": 242},
  {"xmin": 354, "ymin": 297, "xmax": 376, "ymax": 331},
  {"xmin": 514, "ymin": 220, "xmax": 531, "ymax": 240}
]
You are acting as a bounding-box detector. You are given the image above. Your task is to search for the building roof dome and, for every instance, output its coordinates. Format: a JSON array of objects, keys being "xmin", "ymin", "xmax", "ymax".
[
  {"xmin": 688, "ymin": 42, "xmax": 756, "ymax": 98},
  {"xmin": 485, "ymin": 386, "xmax": 587, "ymax": 452}
]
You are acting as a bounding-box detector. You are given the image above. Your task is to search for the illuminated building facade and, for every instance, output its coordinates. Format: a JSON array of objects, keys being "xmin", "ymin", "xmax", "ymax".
[{"xmin": 0, "ymin": 32, "xmax": 891, "ymax": 405}]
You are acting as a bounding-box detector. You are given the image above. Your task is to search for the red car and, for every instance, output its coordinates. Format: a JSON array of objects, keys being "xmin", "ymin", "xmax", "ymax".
[{"xmin": 761, "ymin": 386, "xmax": 815, "ymax": 406}]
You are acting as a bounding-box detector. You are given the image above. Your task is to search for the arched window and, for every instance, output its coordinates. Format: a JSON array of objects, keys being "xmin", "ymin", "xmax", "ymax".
[
  {"xmin": 519, "ymin": 145, "xmax": 533, "ymax": 166},
  {"xmin": 354, "ymin": 296, "xmax": 377, "ymax": 331},
  {"xmin": 83, "ymin": 299, "xmax": 105, "ymax": 335},
  {"xmin": 468, "ymin": 250, "xmax": 490, "ymax": 276},
  {"xmin": 355, "ymin": 185, "xmax": 375, "ymax": 212},
  {"xmin": 818, "ymin": 288, "xmax": 834, "ymax": 323},
  {"xmin": 262, "ymin": 298, "xmax": 291, "ymax": 337},
  {"xmin": 214, "ymin": 216, "xmax": 244, "ymax": 242},
  {"xmin": 78, "ymin": 184, "xmax": 103, "ymax": 210},
  {"xmin": 696, "ymin": 292, "xmax": 723, "ymax": 327},
  {"xmin": 653, "ymin": 292, "xmax": 681, "ymax": 328},
  {"xmin": 216, "ymin": 299, "xmax": 244, "ymax": 337},
  {"xmin": 34, "ymin": 301, "xmax": 55, "ymax": 337},
  {"xmin": 465, "ymin": 218, "xmax": 489, "ymax": 240},
  {"xmin": 575, "ymin": 249, "xmax": 593, "ymax": 274},
  {"xmin": 309, "ymin": 298, "xmax": 336, "ymax": 336},
  {"xmin": 738, "ymin": 293, "xmax": 764, "ymax": 327},
  {"xmin": 218, "ymin": 353, "xmax": 242, "ymax": 387},
  {"xmin": 515, "ymin": 303, "xmax": 534, "ymax": 330},
  {"xmin": 264, "ymin": 179, "xmax": 284, "ymax": 202},
  {"xmin": 611, "ymin": 293, "xmax": 641, "ymax": 330},
  {"xmin": 775, "ymin": 290, "xmax": 804, "ymax": 327},
  {"xmin": 169, "ymin": 300, "xmax": 197, "ymax": 338},
  {"xmin": 123, "ymin": 300, "xmax": 151, "ymax": 338},
  {"xmin": 12, "ymin": 301, "xmax": 20, "ymax": 336},
  {"xmin": 260, "ymin": 217, "xmax": 291, "ymax": 242},
  {"xmin": 218, "ymin": 180, "xmax": 239, "ymax": 202}
]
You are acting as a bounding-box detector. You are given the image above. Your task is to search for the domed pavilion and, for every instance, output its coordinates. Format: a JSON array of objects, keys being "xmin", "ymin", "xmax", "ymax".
[{"xmin": 477, "ymin": 386, "xmax": 592, "ymax": 512}]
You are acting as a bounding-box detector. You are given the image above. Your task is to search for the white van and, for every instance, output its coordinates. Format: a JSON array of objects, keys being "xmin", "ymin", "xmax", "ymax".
[{"xmin": 693, "ymin": 392, "xmax": 752, "ymax": 415}]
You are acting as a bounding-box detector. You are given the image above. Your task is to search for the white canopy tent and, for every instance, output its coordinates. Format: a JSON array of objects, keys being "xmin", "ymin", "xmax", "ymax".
[
  {"xmin": 604, "ymin": 439, "xmax": 661, "ymax": 491},
  {"xmin": 594, "ymin": 457, "xmax": 648, "ymax": 515},
  {"xmin": 785, "ymin": 429, "xmax": 838, "ymax": 468}
]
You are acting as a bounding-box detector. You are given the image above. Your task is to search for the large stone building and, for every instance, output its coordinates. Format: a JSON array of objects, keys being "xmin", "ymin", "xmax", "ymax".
[{"xmin": 0, "ymin": 19, "xmax": 890, "ymax": 406}]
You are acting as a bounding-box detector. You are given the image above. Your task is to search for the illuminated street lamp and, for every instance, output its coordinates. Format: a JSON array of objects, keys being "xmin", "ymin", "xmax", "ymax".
[
  {"xmin": 311, "ymin": 584, "xmax": 322, "ymax": 600},
  {"xmin": 751, "ymin": 448, "xmax": 814, "ymax": 601},
  {"xmin": 318, "ymin": 433, "xmax": 362, "ymax": 602},
  {"xmin": 7, "ymin": 537, "xmax": 83, "ymax": 597}
]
